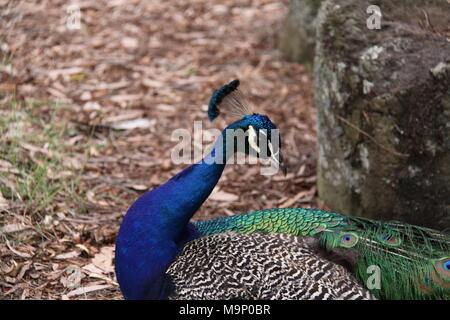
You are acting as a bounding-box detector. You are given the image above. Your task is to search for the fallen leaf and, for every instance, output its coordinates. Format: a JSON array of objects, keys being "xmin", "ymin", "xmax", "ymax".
[
  {"xmin": 0, "ymin": 223, "xmax": 30, "ymax": 234},
  {"xmin": 110, "ymin": 94, "xmax": 142, "ymax": 104},
  {"xmin": 83, "ymin": 101, "xmax": 102, "ymax": 111},
  {"xmin": 0, "ymin": 159, "xmax": 12, "ymax": 168},
  {"xmin": 55, "ymin": 251, "xmax": 80, "ymax": 260},
  {"xmin": 5, "ymin": 239, "xmax": 32, "ymax": 258},
  {"xmin": 60, "ymin": 266, "xmax": 82, "ymax": 289},
  {"xmin": 66, "ymin": 284, "xmax": 111, "ymax": 298},
  {"xmin": 82, "ymin": 264, "xmax": 117, "ymax": 284},
  {"xmin": 102, "ymin": 110, "xmax": 144, "ymax": 123},
  {"xmin": 48, "ymin": 67, "xmax": 84, "ymax": 80},
  {"xmin": 1, "ymin": 260, "xmax": 20, "ymax": 276},
  {"xmin": 92, "ymin": 246, "xmax": 115, "ymax": 274},
  {"xmin": 0, "ymin": 190, "xmax": 9, "ymax": 210},
  {"xmin": 280, "ymin": 187, "xmax": 316, "ymax": 208},
  {"xmin": 121, "ymin": 37, "xmax": 138, "ymax": 49},
  {"xmin": 111, "ymin": 118, "xmax": 154, "ymax": 130},
  {"xmin": 16, "ymin": 262, "xmax": 32, "ymax": 281},
  {"xmin": 80, "ymin": 91, "xmax": 92, "ymax": 101},
  {"xmin": 209, "ymin": 190, "xmax": 239, "ymax": 202},
  {"xmin": 126, "ymin": 184, "xmax": 148, "ymax": 191},
  {"xmin": 141, "ymin": 78, "xmax": 164, "ymax": 88},
  {"xmin": 82, "ymin": 263, "xmax": 104, "ymax": 275},
  {"xmin": 75, "ymin": 244, "xmax": 90, "ymax": 254}
]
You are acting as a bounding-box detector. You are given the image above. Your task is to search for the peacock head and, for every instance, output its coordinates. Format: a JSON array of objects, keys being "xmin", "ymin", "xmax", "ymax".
[{"xmin": 207, "ymin": 80, "xmax": 286, "ymax": 173}]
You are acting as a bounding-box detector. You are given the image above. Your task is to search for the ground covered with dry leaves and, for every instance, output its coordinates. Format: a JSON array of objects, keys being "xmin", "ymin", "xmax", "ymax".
[{"xmin": 0, "ymin": 0, "xmax": 323, "ymax": 299}]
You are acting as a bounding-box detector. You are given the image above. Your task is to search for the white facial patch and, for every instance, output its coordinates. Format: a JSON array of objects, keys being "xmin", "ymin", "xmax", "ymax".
[
  {"xmin": 268, "ymin": 139, "xmax": 280, "ymax": 165},
  {"xmin": 261, "ymin": 129, "xmax": 280, "ymax": 165},
  {"xmin": 247, "ymin": 125, "xmax": 261, "ymax": 154}
]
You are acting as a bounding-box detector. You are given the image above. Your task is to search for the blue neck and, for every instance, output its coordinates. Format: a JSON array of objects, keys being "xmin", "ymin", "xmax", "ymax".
[{"xmin": 115, "ymin": 129, "xmax": 234, "ymax": 299}]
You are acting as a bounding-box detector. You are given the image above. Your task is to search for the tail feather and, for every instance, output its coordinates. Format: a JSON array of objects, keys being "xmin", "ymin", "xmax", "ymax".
[
  {"xmin": 192, "ymin": 208, "xmax": 450, "ymax": 300},
  {"xmin": 319, "ymin": 217, "xmax": 450, "ymax": 299}
]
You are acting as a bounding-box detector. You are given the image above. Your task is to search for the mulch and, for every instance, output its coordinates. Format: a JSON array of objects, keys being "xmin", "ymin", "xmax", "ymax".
[{"xmin": 0, "ymin": 0, "xmax": 325, "ymax": 299}]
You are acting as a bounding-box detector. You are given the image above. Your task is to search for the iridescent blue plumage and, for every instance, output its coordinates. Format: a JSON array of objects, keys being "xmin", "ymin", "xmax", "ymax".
[
  {"xmin": 115, "ymin": 155, "xmax": 224, "ymax": 299},
  {"xmin": 115, "ymin": 80, "xmax": 283, "ymax": 299}
]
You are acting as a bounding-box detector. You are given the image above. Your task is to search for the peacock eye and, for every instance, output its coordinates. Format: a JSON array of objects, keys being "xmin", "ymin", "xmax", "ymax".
[
  {"xmin": 444, "ymin": 261, "xmax": 450, "ymax": 271},
  {"xmin": 339, "ymin": 233, "xmax": 358, "ymax": 248},
  {"xmin": 434, "ymin": 258, "xmax": 450, "ymax": 279}
]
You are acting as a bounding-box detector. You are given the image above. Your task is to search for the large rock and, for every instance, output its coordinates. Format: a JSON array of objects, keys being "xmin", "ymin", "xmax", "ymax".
[{"xmin": 315, "ymin": 0, "xmax": 450, "ymax": 229}]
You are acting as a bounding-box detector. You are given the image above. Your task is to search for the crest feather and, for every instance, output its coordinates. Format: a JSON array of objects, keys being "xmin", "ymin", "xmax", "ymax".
[{"xmin": 207, "ymin": 79, "xmax": 252, "ymax": 121}]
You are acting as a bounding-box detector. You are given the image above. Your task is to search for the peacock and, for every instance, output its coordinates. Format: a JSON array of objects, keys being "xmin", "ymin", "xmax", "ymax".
[
  {"xmin": 114, "ymin": 80, "xmax": 374, "ymax": 300},
  {"xmin": 116, "ymin": 80, "xmax": 449, "ymax": 300},
  {"xmin": 193, "ymin": 208, "xmax": 450, "ymax": 300}
]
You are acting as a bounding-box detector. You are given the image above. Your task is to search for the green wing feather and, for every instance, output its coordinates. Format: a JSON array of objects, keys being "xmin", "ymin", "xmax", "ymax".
[
  {"xmin": 194, "ymin": 208, "xmax": 348, "ymax": 237},
  {"xmin": 192, "ymin": 208, "xmax": 450, "ymax": 300}
]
